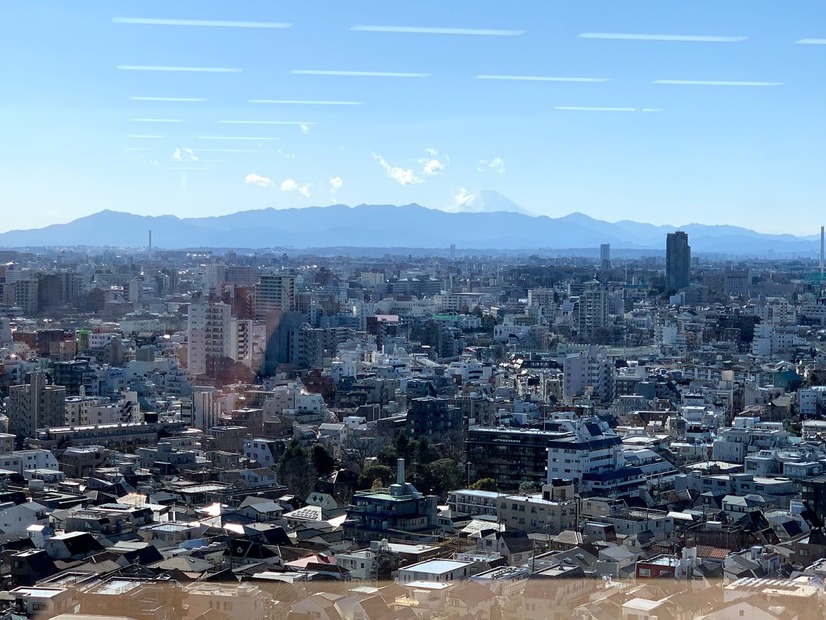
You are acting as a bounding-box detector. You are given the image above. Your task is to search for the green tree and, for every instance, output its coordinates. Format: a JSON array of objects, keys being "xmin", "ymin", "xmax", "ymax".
[
  {"xmin": 277, "ymin": 440, "xmax": 318, "ymax": 499},
  {"xmin": 357, "ymin": 464, "xmax": 394, "ymax": 490},
  {"xmin": 469, "ymin": 478, "xmax": 499, "ymax": 492},
  {"xmin": 413, "ymin": 436, "xmax": 438, "ymax": 465},
  {"xmin": 422, "ymin": 458, "xmax": 463, "ymax": 498},
  {"xmin": 394, "ymin": 431, "xmax": 411, "ymax": 460},
  {"xmin": 311, "ymin": 443, "xmax": 336, "ymax": 477}
]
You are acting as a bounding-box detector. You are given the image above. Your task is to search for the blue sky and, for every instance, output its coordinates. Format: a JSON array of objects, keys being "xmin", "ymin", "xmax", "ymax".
[{"xmin": 2, "ymin": 0, "xmax": 826, "ymax": 234}]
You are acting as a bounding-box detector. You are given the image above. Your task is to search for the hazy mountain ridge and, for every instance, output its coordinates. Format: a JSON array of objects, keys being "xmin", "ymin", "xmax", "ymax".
[{"xmin": 0, "ymin": 204, "xmax": 819, "ymax": 255}]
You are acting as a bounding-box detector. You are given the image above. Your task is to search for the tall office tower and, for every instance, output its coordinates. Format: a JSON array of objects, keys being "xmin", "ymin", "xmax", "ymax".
[
  {"xmin": 187, "ymin": 301, "xmax": 232, "ymax": 376},
  {"xmin": 600, "ymin": 243, "xmax": 611, "ymax": 269},
  {"xmin": 254, "ymin": 274, "xmax": 296, "ymax": 320},
  {"xmin": 666, "ymin": 231, "xmax": 691, "ymax": 291},
  {"xmin": 8, "ymin": 372, "xmax": 66, "ymax": 437}
]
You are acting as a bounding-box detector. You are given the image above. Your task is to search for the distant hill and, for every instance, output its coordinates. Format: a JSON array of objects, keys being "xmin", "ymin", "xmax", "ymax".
[{"xmin": 0, "ymin": 203, "xmax": 819, "ymax": 255}]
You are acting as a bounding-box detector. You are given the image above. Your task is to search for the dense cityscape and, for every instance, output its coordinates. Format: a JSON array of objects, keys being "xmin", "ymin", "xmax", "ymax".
[{"xmin": 0, "ymin": 230, "xmax": 824, "ymax": 618}]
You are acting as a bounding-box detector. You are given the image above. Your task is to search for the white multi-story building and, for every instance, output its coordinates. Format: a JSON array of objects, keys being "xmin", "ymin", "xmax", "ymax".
[
  {"xmin": 799, "ymin": 387, "xmax": 826, "ymax": 416},
  {"xmin": 87, "ymin": 332, "xmax": 117, "ymax": 350},
  {"xmin": 64, "ymin": 396, "xmax": 108, "ymax": 426},
  {"xmin": 182, "ymin": 388, "xmax": 221, "ymax": 433},
  {"xmin": 751, "ymin": 323, "xmax": 801, "ymax": 358},
  {"xmin": 563, "ymin": 346, "xmax": 615, "ymax": 403},
  {"xmin": 187, "ymin": 301, "xmax": 231, "ymax": 376},
  {"xmin": 546, "ymin": 416, "xmax": 626, "ymax": 485},
  {"xmin": 254, "ymin": 274, "xmax": 295, "ymax": 320},
  {"xmin": 229, "ymin": 318, "xmax": 253, "ymax": 367}
]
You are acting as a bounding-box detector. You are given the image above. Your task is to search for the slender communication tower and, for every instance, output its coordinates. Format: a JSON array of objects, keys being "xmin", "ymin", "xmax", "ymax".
[
  {"xmin": 821, "ymin": 226, "xmax": 824, "ymax": 277},
  {"xmin": 148, "ymin": 229, "xmax": 153, "ymax": 258}
]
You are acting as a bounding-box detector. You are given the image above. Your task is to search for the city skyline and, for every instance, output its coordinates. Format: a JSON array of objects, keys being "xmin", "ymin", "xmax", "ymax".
[{"xmin": 4, "ymin": 1, "xmax": 826, "ymax": 234}]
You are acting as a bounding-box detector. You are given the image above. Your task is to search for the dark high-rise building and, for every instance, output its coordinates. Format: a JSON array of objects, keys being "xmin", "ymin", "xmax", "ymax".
[
  {"xmin": 666, "ymin": 231, "xmax": 691, "ymax": 291},
  {"xmin": 600, "ymin": 243, "xmax": 611, "ymax": 269}
]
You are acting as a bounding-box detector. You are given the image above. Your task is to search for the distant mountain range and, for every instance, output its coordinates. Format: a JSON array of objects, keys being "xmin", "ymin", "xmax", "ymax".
[{"xmin": 0, "ymin": 201, "xmax": 820, "ymax": 256}]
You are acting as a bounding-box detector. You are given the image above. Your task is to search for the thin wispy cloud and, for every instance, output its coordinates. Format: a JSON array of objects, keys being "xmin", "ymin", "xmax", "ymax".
[
  {"xmin": 478, "ymin": 157, "xmax": 506, "ymax": 173},
  {"xmin": 197, "ymin": 136, "xmax": 280, "ymax": 141},
  {"xmin": 373, "ymin": 154, "xmax": 423, "ymax": 185},
  {"xmin": 299, "ymin": 124, "xmax": 311, "ymax": 135},
  {"xmin": 130, "ymin": 96, "xmax": 206, "ymax": 102},
  {"xmin": 653, "ymin": 80, "xmax": 782, "ymax": 87},
  {"xmin": 219, "ymin": 120, "xmax": 317, "ymax": 125},
  {"xmin": 248, "ymin": 99, "xmax": 363, "ymax": 106},
  {"xmin": 642, "ymin": 108, "xmax": 664, "ymax": 113},
  {"xmin": 244, "ymin": 173, "xmax": 275, "ymax": 188},
  {"xmin": 117, "ymin": 65, "xmax": 242, "ymax": 73},
  {"xmin": 132, "ymin": 118, "xmax": 183, "ymax": 123},
  {"xmin": 454, "ymin": 187, "xmax": 475, "ymax": 208},
  {"xmin": 113, "ymin": 18, "xmax": 292, "ymax": 29},
  {"xmin": 196, "ymin": 148, "xmax": 257, "ymax": 153},
  {"xmin": 579, "ymin": 33, "xmax": 747, "ymax": 43},
  {"xmin": 292, "ymin": 70, "xmax": 429, "ymax": 78},
  {"xmin": 476, "ymin": 75, "xmax": 609, "ymax": 83},
  {"xmin": 555, "ymin": 106, "xmax": 637, "ymax": 112},
  {"xmin": 351, "ymin": 25, "xmax": 524, "ymax": 36},
  {"xmin": 276, "ymin": 149, "xmax": 296, "ymax": 160},
  {"xmin": 329, "ymin": 177, "xmax": 344, "ymax": 192},
  {"xmin": 281, "ymin": 178, "xmax": 311, "ymax": 197},
  {"xmin": 797, "ymin": 39, "xmax": 826, "ymax": 45}
]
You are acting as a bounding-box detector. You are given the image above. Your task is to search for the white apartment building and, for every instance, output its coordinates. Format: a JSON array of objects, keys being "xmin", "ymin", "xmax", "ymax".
[
  {"xmin": 799, "ymin": 387, "xmax": 826, "ymax": 416},
  {"xmin": 64, "ymin": 396, "xmax": 104, "ymax": 426},
  {"xmin": 87, "ymin": 332, "xmax": 117, "ymax": 349},
  {"xmin": 563, "ymin": 346, "xmax": 615, "ymax": 403},
  {"xmin": 448, "ymin": 489, "xmax": 504, "ymax": 517},
  {"xmin": 187, "ymin": 301, "xmax": 232, "ymax": 376},
  {"xmin": 496, "ymin": 480, "xmax": 577, "ymax": 535},
  {"xmin": 546, "ymin": 416, "xmax": 625, "ymax": 484},
  {"xmin": 254, "ymin": 274, "xmax": 295, "ymax": 320}
]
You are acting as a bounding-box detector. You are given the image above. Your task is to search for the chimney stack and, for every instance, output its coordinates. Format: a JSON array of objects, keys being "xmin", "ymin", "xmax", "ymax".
[{"xmin": 397, "ymin": 458, "xmax": 405, "ymax": 485}]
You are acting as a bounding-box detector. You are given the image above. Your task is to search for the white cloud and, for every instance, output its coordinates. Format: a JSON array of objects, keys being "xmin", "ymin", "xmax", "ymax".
[
  {"xmin": 281, "ymin": 178, "xmax": 312, "ymax": 197},
  {"xmin": 421, "ymin": 159, "xmax": 444, "ymax": 175},
  {"xmin": 173, "ymin": 148, "xmax": 199, "ymax": 162},
  {"xmin": 245, "ymin": 173, "xmax": 275, "ymax": 188},
  {"xmin": 478, "ymin": 157, "xmax": 505, "ymax": 174},
  {"xmin": 329, "ymin": 176, "xmax": 344, "ymax": 192},
  {"xmin": 418, "ymin": 149, "xmax": 447, "ymax": 176},
  {"xmin": 453, "ymin": 187, "xmax": 475, "ymax": 208},
  {"xmin": 373, "ymin": 153, "xmax": 423, "ymax": 185},
  {"xmin": 299, "ymin": 124, "xmax": 311, "ymax": 135}
]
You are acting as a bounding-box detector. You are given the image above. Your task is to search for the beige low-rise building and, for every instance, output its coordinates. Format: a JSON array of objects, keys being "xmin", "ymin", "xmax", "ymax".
[{"xmin": 496, "ymin": 479, "xmax": 577, "ymax": 535}]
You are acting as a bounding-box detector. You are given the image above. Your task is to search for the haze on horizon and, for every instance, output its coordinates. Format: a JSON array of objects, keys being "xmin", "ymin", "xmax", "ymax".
[{"xmin": 3, "ymin": 0, "xmax": 826, "ymax": 236}]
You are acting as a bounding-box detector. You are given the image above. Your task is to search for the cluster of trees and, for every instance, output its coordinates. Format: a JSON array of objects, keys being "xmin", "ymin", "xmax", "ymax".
[
  {"xmin": 277, "ymin": 440, "xmax": 336, "ymax": 499},
  {"xmin": 353, "ymin": 432, "xmax": 466, "ymax": 500},
  {"xmin": 276, "ymin": 433, "xmax": 488, "ymax": 503}
]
